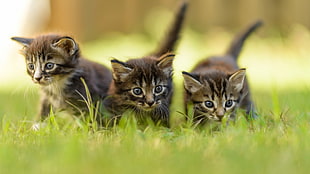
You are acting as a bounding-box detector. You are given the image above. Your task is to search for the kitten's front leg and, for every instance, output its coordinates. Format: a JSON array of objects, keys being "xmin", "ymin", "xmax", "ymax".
[
  {"xmin": 152, "ymin": 107, "xmax": 170, "ymax": 127},
  {"xmin": 162, "ymin": 116, "xmax": 170, "ymax": 128},
  {"xmin": 102, "ymin": 96, "xmax": 125, "ymax": 126},
  {"xmin": 32, "ymin": 97, "xmax": 51, "ymax": 131},
  {"xmin": 37, "ymin": 97, "xmax": 52, "ymax": 121},
  {"xmin": 159, "ymin": 114, "xmax": 170, "ymax": 127},
  {"xmin": 240, "ymin": 93, "xmax": 257, "ymax": 120}
]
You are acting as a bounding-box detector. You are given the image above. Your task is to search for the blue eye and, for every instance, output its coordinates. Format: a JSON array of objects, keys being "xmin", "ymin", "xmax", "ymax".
[
  {"xmin": 204, "ymin": 101, "xmax": 214, "ymax": 108},
  {"xmin": 154, "ymin": 85, "xmax": 163, "ymax": 93},
  {"xmin": 28, "ymin": 63, "xmax": 34, "ymax": 70},
  {"xmin": 132, "ymin": 87, "xmax": 143, "ymax": 95},
  {"xmin": 225, "ymin": 100, "xmax": 233, "ymax": 108},
  {"xmin": 45, "ymin": 62, "xmax": 54, "ymax": 70}
]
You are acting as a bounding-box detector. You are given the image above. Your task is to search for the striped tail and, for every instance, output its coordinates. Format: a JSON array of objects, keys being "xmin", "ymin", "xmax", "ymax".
[
  {"xmin": 225, "ymin": 20, "xmax": 263, "ymax": 60},
  {"xmin": 151, "ymin": 1, "xmax": 188, "ymax": 57}
]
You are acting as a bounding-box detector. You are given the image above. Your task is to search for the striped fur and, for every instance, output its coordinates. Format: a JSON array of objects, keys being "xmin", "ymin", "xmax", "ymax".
[
  {"xmin": 104, "ymin": 54, "xmax": 174, "ymax": 127},
  {"xmin": 103, "ymin": 2, "xmax": 187, "ymax": 127},
  {"xmin": 182, "ymin": 21, "xmax": 262, "ymax": 126},
  {"xmin": 11, "ymin": 34, "xmax": 112, "ymax": 121},
  {"xmin": 183, "ymin": 69, "xmax": 246, "ymax": 125}
]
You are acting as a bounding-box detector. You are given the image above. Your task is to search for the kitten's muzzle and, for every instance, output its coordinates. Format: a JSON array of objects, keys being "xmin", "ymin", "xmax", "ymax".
[
  {"xmin": 34, "ymin": 76, "xmax": 42, "ymax": 82},
  {"xmin": 141, "ymin": 100, "xmax": 158, "ymax": 111},
  {"xmin": 215, "ymin": 109, "xmax": 225, "ymax": 121},
  {"xmin": 33, "ymin": 76, "xmax": 50, "ymax": 85},
  {"xmin": 146, "ymin": 101, "xmax": 155, "ymax": 107},
  {"xmin": 33, "ymin": 69, "xmax": 43, "ymax": 83}
]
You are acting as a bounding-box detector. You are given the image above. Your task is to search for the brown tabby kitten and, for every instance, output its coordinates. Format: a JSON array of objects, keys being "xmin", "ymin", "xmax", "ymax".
[
  {"xmin": 103, "ymin": 2, "xmax": 188, "ymax": 127},
  {"xmin": 182, "ymin": 21, "xmax": 262, "ymax": 126},
  {"xmin": 11, "ymin": 34, "xmax": 112, "ymax": 121}
]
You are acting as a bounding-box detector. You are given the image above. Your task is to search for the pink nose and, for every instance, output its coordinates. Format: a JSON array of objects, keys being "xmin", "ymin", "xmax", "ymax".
[{"xmin": 216, "ymin": 110, "xmax": 225, "ymax": 117}]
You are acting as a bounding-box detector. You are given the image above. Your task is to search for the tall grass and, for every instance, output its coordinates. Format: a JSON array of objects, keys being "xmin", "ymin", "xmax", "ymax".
[{"xmin": 0, "ymin": 85, "xmax": 309, "ymax": 174}]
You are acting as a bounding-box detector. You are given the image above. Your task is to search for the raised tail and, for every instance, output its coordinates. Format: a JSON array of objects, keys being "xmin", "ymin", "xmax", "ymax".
[
  {"xmin": 225, "ymin": 20, "xmax": 263, "ymax": 59},
  {"xmin": 151, "ymin": 1, "xmax": 188, "ymax": 57}
]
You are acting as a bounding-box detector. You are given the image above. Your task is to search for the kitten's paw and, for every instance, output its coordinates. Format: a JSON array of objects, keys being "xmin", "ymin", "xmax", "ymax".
[
  {"xmin": 31, "ymin": 122, "xmax": 47, "ymax": 131},
  {"xmin": 252, "ymin": 112, "xmax": 259, "ymax": 119}
]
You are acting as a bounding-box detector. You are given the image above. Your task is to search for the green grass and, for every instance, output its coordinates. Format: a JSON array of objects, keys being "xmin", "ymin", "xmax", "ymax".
[
  {"xmin": 1, "ymin": 28, "xmax": 310, "ymax": 174},
  {"xmin": 0, "ymin": 85, "xmax": 309, "ymax": 174}
]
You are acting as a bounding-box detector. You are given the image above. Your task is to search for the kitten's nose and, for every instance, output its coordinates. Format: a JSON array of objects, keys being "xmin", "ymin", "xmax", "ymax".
[
  {"xmin": 216, "ymin": 109, "xmax": 225, "ymax": 118},
  {"xmin": 34, "ymin": 70, "xmax": 42, "ymax": 82},
  {"xmin": 34, "ymin": 76, "xmax": 42, "ymax": 82},
  {"xmin": 146, "ymin": 101, "xmax": 155, "ymax": 107}
]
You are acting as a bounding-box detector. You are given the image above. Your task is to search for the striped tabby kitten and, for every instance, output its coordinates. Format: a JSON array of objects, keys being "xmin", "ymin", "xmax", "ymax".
[
  {"xmin": 103, "ymin": 2, "xmax": 188, "ymax": 127},
  {"xmin": 11, "ymin": 34, "xmax": 112, "ymax": 121},
  {"xmin": 182, "ymin": 21, "xmax": 262, "ymax": 126}
]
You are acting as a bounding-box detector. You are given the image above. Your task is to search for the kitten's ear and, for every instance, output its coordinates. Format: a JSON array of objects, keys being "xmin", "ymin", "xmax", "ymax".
[
  {"xmin": 11, "ymin": 37, "xmax": 33, "ymax": 47},
  {"xmin": 157, "ymin": 53, "xmax": 175, "ymax": 76},
  {"xmin": 111, "ymin": 59, "xmax": 133, "ymax": 82},
  {"xmin": 182, "ymin": 72, "xmax": 203, "ymax": 93},
  {"xmin": 229, "ymin": 68, "xmax": 246, "ymax": 92},
  {"xmin": 52, "ymin": 37, "xmax": 78, "ymax": 56}
]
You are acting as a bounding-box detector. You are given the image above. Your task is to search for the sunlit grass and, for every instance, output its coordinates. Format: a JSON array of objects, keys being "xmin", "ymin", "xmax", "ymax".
[{"xmin": 0, "ymin": 102, "xmax": 309, "ymax": 174}]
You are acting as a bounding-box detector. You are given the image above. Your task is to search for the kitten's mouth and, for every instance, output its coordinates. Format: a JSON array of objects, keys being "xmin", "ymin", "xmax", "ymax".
[
  {"xmin": 33, "ymin": 79, "xmax": 51, "ymax": 86},
  {"xmin": 34, "ymin": 81, "xmax": 45, "ymax": 85},
  {"xmin": 207, "ymin": 115, "xmax": 223, "ymax": 122},
  {"xmin": 137, "ymin": 102, "xmax": 159, "ymax": 111},
  {"xmin": 143, "ymin": 105, "xmax": 157, "ymax": 111}
]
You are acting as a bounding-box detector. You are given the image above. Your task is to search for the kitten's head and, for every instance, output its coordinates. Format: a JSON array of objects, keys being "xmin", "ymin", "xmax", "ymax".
[
  {"xmin": 110, "ymin": 53, "xmax": 174, "ymax": 112},
  {"xmin": 182, "ymin": 69, "xmax": 246, "ymax": 123},
  {"xmin": 11, "ymin": 34, "xmax": 80, "ymax": 86}
]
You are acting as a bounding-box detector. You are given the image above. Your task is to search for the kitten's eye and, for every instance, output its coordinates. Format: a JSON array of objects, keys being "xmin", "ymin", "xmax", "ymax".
[
  {"xmin": 225, "ymin": 100, "xmax": 233, "ymax": 108},
  {"xmin": 132, "ymin": 87, "xmax": 143, "ymax": 95},
  {"xmin": 204, "ymin": 101, "xmax": 214, "ymax": 108},
  {"xmin": 45, "ymin": 62, "xmax": 55, "ymax": 70},
  {"xmin": 154, "ymin": 85, "xmax": 163, "ymax": 93},
  {"xmin": 28, "ymin": 63, "xmax": 34, "ymax": 70}
]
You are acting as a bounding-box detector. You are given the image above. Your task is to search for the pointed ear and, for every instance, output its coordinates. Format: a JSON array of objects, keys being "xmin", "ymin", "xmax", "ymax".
[
  {"xmin": 229, "ymin": 68, "xmax": 246, "ymax": 92},
  {"xmin": 182, "ymin": 72, "xmax": 203, "ymax": 93},
  {"xmin": 157, "ymin": 53, "xmax": 175, "ymax": 77},
  {"xmin": 111, "ymin": 59, "xmax": 133, "ymax": 82},
  {"xmin": 11, "ymin": 37, "xmax": 33, "ymax": 47},
  {"xmin": 52, "ymin": 37, "xmax": 78, "ymax": 56}
]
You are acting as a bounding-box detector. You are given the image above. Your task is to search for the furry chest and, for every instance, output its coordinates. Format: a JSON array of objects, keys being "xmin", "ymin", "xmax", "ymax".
[{"xmin": 48, "ymin": 92, "xmax": 68, "ymax": 110}]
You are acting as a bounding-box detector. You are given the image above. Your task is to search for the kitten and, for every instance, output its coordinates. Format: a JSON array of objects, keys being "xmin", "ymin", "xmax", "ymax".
[
  {"xmin": 182, "ymin": 21, "xmax": 262, "ymax": 126},
  {"xmin": 11, "ymin": 34, "xmax": 112, "ymax": 122},
  {"xmin": 103, "ymin": 2, "xmax": 188, "ymax": 127}
]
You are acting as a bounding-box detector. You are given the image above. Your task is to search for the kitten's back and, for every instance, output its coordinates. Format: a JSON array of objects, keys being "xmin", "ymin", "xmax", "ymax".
[
  {"xmin": 192, "ymin": 20, "xmax": 263, "ymax": 73},
  {"xmin": 77, "ymin": 58, "xmax": 112, "ymax": 99}
]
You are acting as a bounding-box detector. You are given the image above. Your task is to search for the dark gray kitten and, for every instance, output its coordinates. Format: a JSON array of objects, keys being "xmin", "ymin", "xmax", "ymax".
[
  {"xmin": 103, "ymin": 2, "xmax": 188, "ymax": 127},
  {"xmin": 12, "ymin": 34, "xmax": 112, "ymax": 122},
  {"xmin": 183, "ymin": 21, "xmax": 262, "ymax": 126}
]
